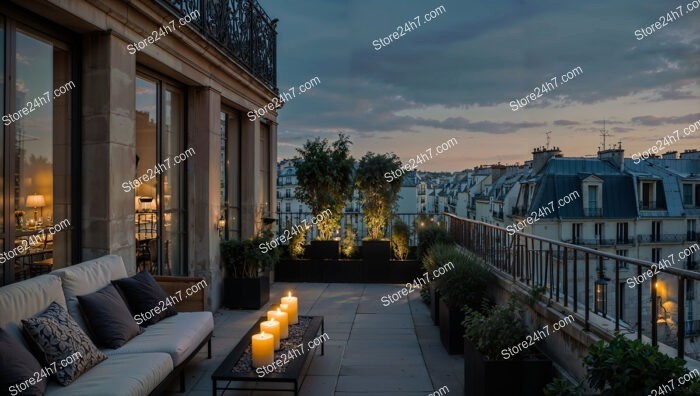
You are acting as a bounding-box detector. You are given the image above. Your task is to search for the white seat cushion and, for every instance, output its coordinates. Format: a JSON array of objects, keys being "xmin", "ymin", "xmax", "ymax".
[
  {"xmin": 105, "ymin": 312, "xmax": 213, "ymax": 366},
  {"xmin": 45, "ymin": 352, "xmax": 172, "ymax": 396}
]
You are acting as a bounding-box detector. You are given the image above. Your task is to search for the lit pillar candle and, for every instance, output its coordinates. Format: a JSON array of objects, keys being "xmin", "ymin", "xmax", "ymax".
[
  {"xmin": 281, "ymin": 292, "xmax": 299, "ymax": 325},
  {"xmin": 260, "ymin": 318, "xmax": 281, "ymax": 350},
  {"xmin": 251, "ymin": 331, "xmax": 274, "ymax": 368},
  {"xmin": 267, "ymin": 308, "xmax": 289, "ymax": 339}
]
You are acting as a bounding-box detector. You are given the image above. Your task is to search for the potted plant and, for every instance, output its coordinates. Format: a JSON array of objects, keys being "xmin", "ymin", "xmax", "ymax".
[
  {"xmin": 275, "ymin": 222, "xmax": 307, "ymax": 282},
  {"xmin": 355, "ymin": 152, "xmax": 404, "ymax": 280},
  {"xmin": 419, "ymin": 226, "xmax": 454, "ymax": 324},
  {"xmin": 462, "ymin": 297, "xmax": 553, "ymax": 396},
  {"xmin": 220, "ymin": 230, "xmax": 279, "ymax": 309},
  {"xmin": 435, "ymin": 249, "xmax": 492, "ymax": 354},
  {"xmin": 294, "ymin": 134, "xmax": 355, "ymax": 260},
  {"xmin": 385, "ymin": 218, "xmax": 421, "ymax": 282},
  {"xmin": 581, "ymin": 335, "xmax": 700, "ymax": 396}
]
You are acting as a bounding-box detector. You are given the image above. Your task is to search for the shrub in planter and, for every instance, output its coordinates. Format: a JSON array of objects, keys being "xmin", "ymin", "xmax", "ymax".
[
  {"xmin": 462, "ymin": 297, "xmax": 552, "ymax": 396},
  {"xmin": 294, "ymin": 134, "xmax": 354, "ymax": 241},
  {"xmin": 435, "ymin": 250, "xmax": 493, "ymax": 354},
  {"xmin": 220, "ymin": 230, "xmax": 280, "ymax": 309},
  {"xmin": 582, "ymin": 334, "xmax": 700, "ymax": 396},
  {"xmin": 390, "ymin": 218, "xmax": 410, "ymax": 260},
  {"xmin": 543, "ymin": 378, "xmax": 583, "ymax": 396},
  {"xmin": 355, "ymin": 152, "xmax": 405, "ymax": 240},
  {"xmin": 423, "ymin": 243, "xmax": 462, "ymax": 325},
  {"xmin": 288, "ymin": 224, "xmax": 307, "ymax": 259},
  {"xmin": 341, "ymin": 224, "xmax": 357, "ymax": 258},
  {"xmin": 417, "ymin": 224, "xmax": 453, "ymax": 260}
]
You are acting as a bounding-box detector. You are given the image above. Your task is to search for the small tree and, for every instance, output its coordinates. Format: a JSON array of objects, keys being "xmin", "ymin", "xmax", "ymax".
[
  {"xmin": 355, "ymin": 152, "xmax": 405, "ymax": 240},
  {"xmin": 341, "ymin": 223, "xmax": 357, "ymax": 258},
  {"xmin": 294, "ymin": 134, "xmax": 355, "ymax": 240},
  {"xmin": 390, "ymin": 218, "xmax": 410, "ymax": 260}
]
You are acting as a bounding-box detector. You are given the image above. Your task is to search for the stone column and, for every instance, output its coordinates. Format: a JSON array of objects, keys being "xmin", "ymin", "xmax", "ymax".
[
  {"xmin": 241, "ymin": 118, "xmax": 260, "ymax": 238},
  {"xmin": 81, "ymin": 31, "xmax": 136, "ymax": 270},
  {"xmin": 187, "ymin": 87, "xmax": 222, "ymax": 310}
]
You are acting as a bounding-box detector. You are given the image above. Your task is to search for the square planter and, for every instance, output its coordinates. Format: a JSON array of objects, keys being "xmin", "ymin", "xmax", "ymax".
[
  {"xmin": 463, "ymin": 338, "xmax": 553, "ymax": 396},
  {"xmin": 275, "ymin": 258, "xmax": 302, "ymax": 282},
  {"xmin": 309, "ymin": 240, "xmax": 340, "ymax": 260},
  {"xmin": 323, "ymin": 259, "xmax": 362, "ymax": 282},
  {"xmin": 222, "ymin": 276, "xmax": 270, "ymax": 309},
  {"xmin": 361, "ymin": 240, "xmax": 391, "ymax": 282},
  {"xmin": 430, "ymin": 282, "xmax": 440, "ymax": 325},
  {"xmin": 303, "ymin": 259, "xmax": 325, "ymax": 282},
  {"xmin": 439, "ymin": 298, "xmax": 464, "ymax": 355},
  {"xmin": 386, "ymin": 260, "xmax": 422, "ymax": 283}
]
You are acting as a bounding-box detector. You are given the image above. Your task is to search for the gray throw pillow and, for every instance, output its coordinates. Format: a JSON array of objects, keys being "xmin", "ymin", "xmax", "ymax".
[
  {"xmin": 77, "ymin": 284, "xmax": 144, "ymax": 349},
  {"xmin": 22, "ymin": 302, "xmax": 107, "ymax": 386},
  {"xmin": 0, "ymin": 328, "xmax": 47, "ymax": 395}
]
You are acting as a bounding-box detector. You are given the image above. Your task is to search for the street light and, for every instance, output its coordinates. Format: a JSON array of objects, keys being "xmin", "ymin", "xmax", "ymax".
[{"xmin": 595, "ymin": 262, "xmax": 608, "ymax": 317}]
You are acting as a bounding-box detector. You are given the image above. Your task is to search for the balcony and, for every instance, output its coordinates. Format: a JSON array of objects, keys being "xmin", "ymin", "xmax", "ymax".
[
  {"xmin": 688, "ymin": 231, "xmax": 699, "ymax": 242},
  {"xmin": 639, "ymin": 201, "xmax": 664, "ymax": 210},
  {"xmin": 492, "ymin": 210, "xmax": 504, "ymax": 220},
  {"xmin": 563, "ymin": 238, "xmax": 616, "ymax": 246},
  {"xmin": 583, "ymin": 207, "xmax": 603, "ymax": 217},
  {"xmin": 158, "ymin": 0, "xmax": 277, "ymax": 91},
  {"xmin": 638, "ymin": 234, "xmax": 687, "ymax": 244}
]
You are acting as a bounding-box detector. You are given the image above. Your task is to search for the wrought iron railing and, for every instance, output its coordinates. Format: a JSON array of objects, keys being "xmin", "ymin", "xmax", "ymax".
[
  {"xmin": 157, "ymin": 0, "xmax": 277, "ymax": 90},
  {"xmin": 639, "ymin": 201, "xmax": 665, "ymax": 210},
  {"xmin": 276, "ymin": 211, "xmax": 445, "ymax": 247},
  {"xmin": 638, "ymin": 234, "xmax": 687, "ymax": 243},
  {"xmin": 562, "ymin": 238, "xmax": 616, "ymax": 246},
  {"xmin": 583, "ymin": 208, "xmax": 603, "ymax": 217},
  {"xmin": 445, "ymin": 213, "xmax": 700, "ymax": 360}
]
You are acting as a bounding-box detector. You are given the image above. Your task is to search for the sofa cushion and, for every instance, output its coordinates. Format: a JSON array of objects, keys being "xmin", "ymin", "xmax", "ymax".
[
  {"xmin": 44, "ymin": 352, "xmax": 172, "ymax": 396},
  {"xmin": 50, "ymin": 255, "xmax": 128, "ymax": 334},
  {"xmin": 77, "ymin": 284, "xmax": 143, "ymax": 349},
  {"xmin": 22, "ymin": 302, "xmax": 107, "ymax": 386},
  {"xmin": 0, "ymin": 275, "xmax": 66, "ymax": 344},
  {"xmin": 0, "ymin": 328, "xmax": 47, "ymax": 396},
  {"xmin": 112, "ymin": 270, "xmax": 177, "ymax": 327},
  {"xmin": 105, "ymin": 311, "xmax": 213, "ymax": 366}
]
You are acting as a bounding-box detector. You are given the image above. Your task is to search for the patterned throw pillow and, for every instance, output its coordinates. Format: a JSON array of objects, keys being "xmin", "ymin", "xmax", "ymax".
[{"xmin": 22, "ymin": 302, "xmax": 107, "ymax": 386}]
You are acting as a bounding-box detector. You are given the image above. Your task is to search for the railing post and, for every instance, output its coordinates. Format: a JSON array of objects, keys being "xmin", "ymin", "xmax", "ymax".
[
  {"xmin": 563, "ymin": 247, "xmax": 568, "ymax": 307},
  {"xmin": 651, "ymin": 273, "xmax": 658, "ymax": 346},
  {"xmin": 585, "ymin": 253, "xmax": 590, "ymax": 330},
  {"xmin": 637, "ymin": 264, "xmax": 642, "ymax": 340},
  {"xmin": 573, "ymin": 250, "xmax": 578, "ymax": 312},
  {"xmin": 615, "ymin": 259, "xmax": 620, "ymax": 332},
  {"xmin": 678, "ymin": 276, "xmax": 685, "ymax": 359}
]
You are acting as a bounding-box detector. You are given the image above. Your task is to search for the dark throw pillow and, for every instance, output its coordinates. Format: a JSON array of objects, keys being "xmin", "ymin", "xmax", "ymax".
[
  {"xmin": 77, "ymin": 284, "xmax": 143, "ymax": 349},
  {"xmin": 112, "ymin": 270, "xmax": 177, "ymax": 327},
  {"xmin": 21, "ymin": 302, "xmax": 107, "ymax": 386},
  {"xmin": 0, "ymin": 328, "xmax": 47, "ymax": 396}
]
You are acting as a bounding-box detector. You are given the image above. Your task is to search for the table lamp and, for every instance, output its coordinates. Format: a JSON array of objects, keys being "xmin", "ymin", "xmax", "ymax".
[{"xmin": 26, "ymin": 194, "xmax": 45, "ymax": 223}]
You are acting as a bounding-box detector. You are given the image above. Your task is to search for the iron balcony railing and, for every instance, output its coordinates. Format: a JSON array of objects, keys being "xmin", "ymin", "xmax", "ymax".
[
  {"xmin": 639, "ymin": 201, "xmax": 665, "ymax": 210},
  {"xmin": 445, "ymin": 213, "xmax": 700, "ymax": 360},
  {"xmin": 158, "ymin": 0, "xmax": 277, "ymax": 91},
  {"xmin": 688, "ymin": 231, "xmax": 699, "ymax": 242},
  {"xmin": 583, "ymin": 208, "xmax": 603, "ymax": 217},
  {"xmin": 562, "ymin": 238, "xmax": 617, "ymax": 246},
  {"xmin": 638, "ymin": 234, "xmax": 687, "ymax": 243}
]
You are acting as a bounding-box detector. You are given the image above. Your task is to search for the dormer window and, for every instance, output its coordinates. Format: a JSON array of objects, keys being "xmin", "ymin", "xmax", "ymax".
[{"xmin": 582, "ymin": 175, "xmax": 603, "ymax": 216}]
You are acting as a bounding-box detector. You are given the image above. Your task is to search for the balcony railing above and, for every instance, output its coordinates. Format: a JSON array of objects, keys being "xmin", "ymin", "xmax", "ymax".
[
  {"xmin": 638, "ymin": 234, "xmax": 687, "ymax": 243},
  {"xmin": 639, "ymin": 201, "xmax": 666, "ymax": 210},
  {"xmin": 563, "ymin": 238, "xmax": 616, "ymax": 246},
  {"xmin": 158, "ymin": 0, "xmax": 277, "ymax": 91},
  {"xmin": 583, "ymin": 207, "xmax": 603, "ymax": 217}
]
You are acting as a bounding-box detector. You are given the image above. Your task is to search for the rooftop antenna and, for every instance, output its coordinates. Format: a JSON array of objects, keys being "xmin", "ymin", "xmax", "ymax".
[
  {"xmin": 545, "ymin": 130, "xmax": 552, "ymax": 149},
  {"xmin": 599, "ymin": 120, "xmax": 613, "ymax": 150}
]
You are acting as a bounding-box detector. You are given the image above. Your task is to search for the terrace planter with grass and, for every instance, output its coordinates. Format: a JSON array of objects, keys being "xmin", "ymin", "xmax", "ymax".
[
  {"xmin": 462, "ymin": 297, "xmax": 553, "ymax": 396},
  {"xmin": 309, "ymin": 240, "xmax": 340, "ymax": 260},
  {"xmin": 220, "ymin": 231, "xmax": 278, "ymax": 309},
  {"xmin": 431, "ymin": 244, "xmax": 492, "ymax": 353},
  {"xmin": 429, "ymin": 282, "xmax": 440, "ymax": 325}
]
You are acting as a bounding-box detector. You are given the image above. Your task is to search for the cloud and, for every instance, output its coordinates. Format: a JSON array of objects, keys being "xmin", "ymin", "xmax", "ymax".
[
  {"xmin": 630, "ymin": 113, "xmax": 700, "ymax": 126},
  {"xmin": 553, "ymin": 120, "xmax": 579, "ymax": 126},
  {"xmin": 612, "ymin": 127, "xmax": 634, "ymax": 133}
]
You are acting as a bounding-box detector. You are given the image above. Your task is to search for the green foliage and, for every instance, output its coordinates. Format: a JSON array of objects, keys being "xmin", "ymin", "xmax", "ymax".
[
  {"xmin": 422, "ymin": 242, "xmax": 461, "ymax": 275},
  {"xmin": 583, "ymin": 334, "xmax": 699, "ymax": 395},
  {"xmin": 543, "ymin": 378, "xmax": 584, "ymax": 396},
  {"xmin": 434, "ymin": 248, "xmax": 492, "ymax": 310},
  {"xmin": 341, "ymin": 224, "xmax": 357, "ymax": 258},
  {"xmin": 355, "ymin": 152, "xmax": 405, "ymax": 240},
  {"xmin": 288, "ymin": 226, "xmax": 306, "ymax": 259},
  {"xmin": 221, "ymin": 230, "xmax": 280, "ymax": 279},
  {"xmin": 390, "ymin": 218, "xmax": 410, "ymax": 260},
  {"xmin": 417, "ymin": 224, "xmax": 453, "ymax": 260},
  {"xmin": 294, "ymin": 134, "xmax": 354, "ymax": 240},
  {"xmin": 462, "ymin": 296, "xmax": 528, "ymax": 360}
]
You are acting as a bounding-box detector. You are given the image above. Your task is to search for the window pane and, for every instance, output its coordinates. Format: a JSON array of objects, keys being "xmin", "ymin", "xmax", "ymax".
[
  {"xmin": 135, "ymin": 77, "xmax": 158, "ymax": 273},
  {"xmin": 225, "ymin": 111, "xmax": 240, "ymax": 239},
  {"xmin": 162, "ymin": 88, "xmax": 184, "ymax": 275}
]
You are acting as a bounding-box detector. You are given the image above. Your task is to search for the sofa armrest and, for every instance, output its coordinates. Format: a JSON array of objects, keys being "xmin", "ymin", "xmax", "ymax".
[{"xmin": 154, "ymin": 276, "xmax": 207, "ymax": 312}]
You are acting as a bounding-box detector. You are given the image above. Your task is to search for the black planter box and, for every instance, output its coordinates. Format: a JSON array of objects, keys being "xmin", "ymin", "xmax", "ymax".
[
  {"xmin": 303, "ymin": 259, "xmax": 325, "ymax": 282},
  {"xmin": 275, "ymin": 258, "xmax": 302, "ymax": 282},
  {"xmin": 309, "ymin": 240, "xmax": 340, "ymax": 260},
  {"xmin": 222, "ymin": 276, "xmax": 270, "ymax": 309},
  {"xmin": 323, "ymin": 259, "xmax": 362, "ymax": 282},
  {"xmin": 439, "ymin": 298, "xmax": 464, "ymax": 355},
  {"xmin": 385, "ymin": 260, "xmax": 422, "ymax": 283},
  {"xmin": 463, "ymin": 338, "xmax": 553, "ymax": 396},
  {"xmin": 361, "ymin": 240, "xmax": 391, "ymax": 282},
  {"xmin": 430, "ymin": 283, "xmax": 440, "ymax": 325}
]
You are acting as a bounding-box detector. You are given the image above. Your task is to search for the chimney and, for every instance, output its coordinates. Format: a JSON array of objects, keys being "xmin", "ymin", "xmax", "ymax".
[
  {"xmin": 680, "ymin": 149, "xmax": 700, "ymax": 160},
  {"xmin": 662, "ymin": 151, "xmax": 677, "ymax": 159},
  {"xmin": 598, "ymin": 146, "xmax": 624, "ymax": 171},
  {"xmin": 531, "ymin": 146, "xmax": 561, "ymax": 174}
]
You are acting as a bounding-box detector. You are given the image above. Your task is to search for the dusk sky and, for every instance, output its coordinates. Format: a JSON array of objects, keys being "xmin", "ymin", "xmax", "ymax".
[{"xmin": 259, "ymin": 0, "xmax": 700, "ymax": 171}]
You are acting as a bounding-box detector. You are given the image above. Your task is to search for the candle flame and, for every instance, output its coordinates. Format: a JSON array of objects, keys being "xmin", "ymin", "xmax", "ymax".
[
  {"xmin": 288, "ymin": 291, "xmax": 292, "ymax": 298},
  {"xmin": 270, "ymin": 317, "xmax": 276, "ymax": 323},
  {"xmin": 261, "ymin": 331, "xmax": 265, "ymax": 336},
  {"xmin": 277, "ymin": 308, "xmax": 281, "ymax": 313}
]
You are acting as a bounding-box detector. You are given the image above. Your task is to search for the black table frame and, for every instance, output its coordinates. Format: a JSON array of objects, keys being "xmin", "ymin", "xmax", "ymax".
[{"xmin": 211, "ymin": 315, "xmax": 324, "ymax": 396}]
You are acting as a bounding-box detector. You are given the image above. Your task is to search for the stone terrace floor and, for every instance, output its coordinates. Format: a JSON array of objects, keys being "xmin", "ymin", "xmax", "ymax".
[{"xmin": 165, "ymin": 282, "xmax": 464, "ymax": 395}]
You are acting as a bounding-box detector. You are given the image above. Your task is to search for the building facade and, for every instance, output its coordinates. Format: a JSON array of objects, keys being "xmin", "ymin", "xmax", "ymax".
[{"xmin": 0, "ymin": 0, "xmax": 280, "ymax": 311}]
